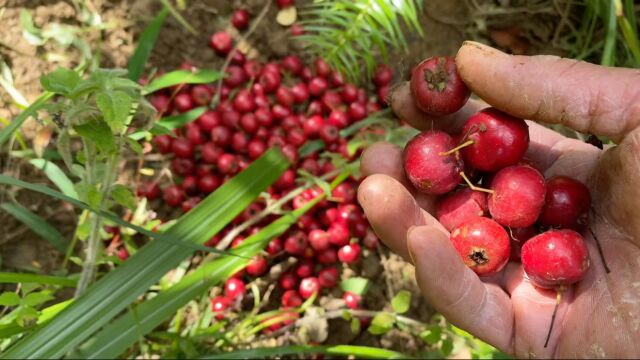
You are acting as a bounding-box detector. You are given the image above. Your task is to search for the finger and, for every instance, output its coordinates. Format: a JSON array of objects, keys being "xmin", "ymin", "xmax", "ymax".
[
  {"xmin": 360, "ymin": 142, "xmax": 437, "ymax": 213},
  {"xmin": 456, "ymin": 41, "xmax": 640, "ymax": 142},
  {"xmin": 358, "ymin": 174, "xmax": 444, "ymax": 261},
  {"xmin": 407, "ymin": 225, "xmax": 514, "ymax": 352},
  {"xmin": 389, "ymin": 82, "xmax": 485, "ymax": 133}
]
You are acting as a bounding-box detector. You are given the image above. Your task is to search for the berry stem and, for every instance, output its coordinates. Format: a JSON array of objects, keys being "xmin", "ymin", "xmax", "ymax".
[
  {"xmin": 439, "ymin": 139, "xmax": 474, "ymax": 156},
  {"xmin": 544, "ymin": 291, "xmax": 562, "ymax": 348},
  {"xmin": 459, "ymin": 171, "xmax": 494, "ymax": 194},
  {"xmin": 589, "ymin": 226, "xmax": 611, "ymax": 274}
]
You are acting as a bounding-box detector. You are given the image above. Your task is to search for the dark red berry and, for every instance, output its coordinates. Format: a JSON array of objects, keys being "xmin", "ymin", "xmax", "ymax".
[
  {"xmin": 197, "ymin": 110, "xmax": 221, "ymax": 132},
  {"xmin": 210, "ymin": 31, "xmax": 233, "ymax": 55},
  {"xmin": 281, "ymin": 289, "xmax": 303, "ymax": 307},
  {"xmin": 231, "ymin": 9, "xmax": 250, "ymax": 30},
  {"xmin": 246, "ymin": 255, "xmax": 268, "ymax": 276},
  {"xmin": 538, "ymin": 176, "xmax": 591, "ymax": 231},
  {"xmin": 373, "ymin": 64, "xmax": 393, "ymax": 87},
  {"xmin": 171, "ymin": 158, "xmax": 196, "ymax": 176},
  {"xmin": 163, "ymin": 185, "xmax": 185, "ymax": 207},
  {"xmin": 410, "ymin": 56, "xmax": 470, "ymax": 115},
  {"xmin": 153, "ymin": 134, "xmax": 173, "ymax": 154}
]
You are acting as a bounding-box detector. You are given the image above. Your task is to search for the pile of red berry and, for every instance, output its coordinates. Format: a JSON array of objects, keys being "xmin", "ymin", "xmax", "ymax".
[
  {"xmin": 404, "ymin": 56, "xmax": 592, "ymax": 291},
  {"xmin": 134, "ymin": 8, "xmax": 394, "ymax": 327}
]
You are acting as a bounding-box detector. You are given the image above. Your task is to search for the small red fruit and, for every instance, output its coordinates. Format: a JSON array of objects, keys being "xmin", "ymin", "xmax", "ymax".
[
  {"xmin": 450, "ymin": 217, "xmax": 510, "ymax": 276},
  {"xmin": 201, "ymin": 142, "xmax": 223, "ymax": 164},
  {"xmin": 410, "ymin": 56, "xmax": 470, "ymax": 115},
  {"xmin": 210, "ymin": 31, "xmax": 233, "ymax": 55},
  {"xmin": 295, "ymin": 260, "xmax": 315, "ymax": 278},
  {"xmin": 266, "ymin": 238, "xmax": 283, "ymax": 256},
  {"xmin": 317, "ymin": 248, "xmax": 338, "ymax": 264},
  {"xmin": 373, "ymin": 64, "xmax": 393, "ymax": 87},
  {"xmin": 163, "ymin": 185, "xmax": 185, "ymax": 207},
  {"xmin": 181, "ymin": 196, "xmax": 201, "ymax": 212},
  {"xmin": 197, "ymin": 174, "xmax": 220, "ymax": 193},
  {"xmin": 318, "ymin": 267, "xmax": 339, "ymax": 288},
  {"xmin": 328, "ymin": 222, "xmax": 350, "ymax": 247},
  {"xmin": 153, "ymin": 134, "xmax": 172, "ymax": 154},
  {"xmin": 217, "ymin": 153, "xmax": 239, "ymax": 175},
  {"xmin": 403, "ymin": 130, "xmax": 464, "ymax": 195},
  {"xmin": 538, "ymin": 176, "xmax": 591, "ymax": 231},
  {"xmin": 521, "ymin": 229, "xmax": 590, "ymax": 288},
  {"xmin": 509, "ymin": 226, "xmax": 537, "ymax": 261},
  {"xmin": 174, "ymin": 93, "xmax": 194, "ymax": 113},
  {"xmin": 299, "ymin": 277, "xmax": 320, "ymax": 299},
  {"xmin": 279, "ymin": 271, "xmax": 299, "ymax": 290},
  {"xmin": 231, "ymin": 9, "xmax": 250, "ymax": 30},
  {"xmin": 281, "ymin": 289, "xmax": 303, "ymax": 307},
  {"xmin": 197, "ymin": 110, "xmax": 221, "ymax": 132},
  {"xmin": 172, "ymin": 137, "xmax": 194, "ymax": 158},
  {"xmin": 489, "ymin": 164, "xmax": 546, "ymax": 228},
  {"xmin": 171, "ymin": 158, "xmax": 196, "ymax": 176},
  {"xmin": 338, "ymin": 243, "xmax": 361, "ymax": 263},
  {"xmin": 246, "ymin": 255, "xmax": 268, "ymax": 276},
  {"xmin": 436, "ymin": 188, "xmax": 488, "ymax": 232},
  {"xmin": 284, "ymin": 232, "xmax": 308, "ymax": 256},
  {"xmin": 225, "ymin": 277, "xmax": 246, "ymax": 300},
  {"xmin": 308, "ymin": 77, "xmax": 328, "ymax": 97},
  {"xmin": 308, "ymin": 229, "xmax": 331, "ymax": 251},
  {"xmin": 343, "ymin": 292, "xmax": 361, "ymax": 309},
  {"xmin": 211, "ymin": 296, "xmax": 228, "ymax": 320}
]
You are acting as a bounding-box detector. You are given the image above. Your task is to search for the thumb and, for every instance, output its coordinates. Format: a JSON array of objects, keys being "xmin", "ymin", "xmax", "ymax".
[
  {"xmin": 407, "ymin": 225, "xmax": 513, "ymax": 353},
  {"xmin": 456, "ymin": 41, "xmax": 640, "ymax": 143}
]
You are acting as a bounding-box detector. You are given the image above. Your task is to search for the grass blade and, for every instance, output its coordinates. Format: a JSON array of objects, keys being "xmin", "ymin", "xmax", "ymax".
[
  {"xmin": 201, "ymin": 345, "xmax": 410, "ymax": 359},
  {"xmin": 0, "ymin": 203, "xmax": 69, "ymax": 253},
  {"xmin": 29, "ymin": 159, "xmax": 78, "ymax": 199},
  {"xmin": 143, "ymin": 70, "xmax": 223, "ymax": 95},
  {"xmin": 601, "ymin": 0, "xmax": 618, "ymax": 66},
  {"xmin": 129, "ymin": 107, "xmax": 207, "ymax": 141},
  {"xmin": 0, "ymin": 272, "xmax": 77, "ymax": 287},
  {"xmin": 0, "ymin": 300, "xmax": 72, "ymax": 339},
  {"xmin": 127, "ymin": 8, "xmax": 169, "ymax": 82},
  {"xmin": 0, "ymin": 92, "xmax": 54, "ymax": 146},
  {"xmin": 159, "ymin": 0, "xmax": 197, "ymax": 35},
  {"xmin": 0, "ymin": 148, "xmax": 288, "ymax": 359}
]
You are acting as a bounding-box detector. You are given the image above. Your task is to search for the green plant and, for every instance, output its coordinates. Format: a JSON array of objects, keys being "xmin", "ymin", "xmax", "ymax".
[{"xmin": 297, "ymin": 0, "xmax": 424, "ymax": 83}]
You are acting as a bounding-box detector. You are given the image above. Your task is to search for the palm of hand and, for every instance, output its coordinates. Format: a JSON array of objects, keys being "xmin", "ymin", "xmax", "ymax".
[{"xmin": 357, "ymin": 42, "xmax": 640, "ymax": 358}]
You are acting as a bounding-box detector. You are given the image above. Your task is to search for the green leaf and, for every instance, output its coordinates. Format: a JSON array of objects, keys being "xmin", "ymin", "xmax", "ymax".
[
  {"xmin": 73, "ymin": 120, "xmax": 116, "ymax": 154},
  {"xmin": 128, "ymin": 107, "xmax": 206, "ymax": 141},
  {"xmin": 391, "ymin": 290, "xmax": 411, "ymax": 314},
  {"xmin": 19, "ymin": 9, "xmax": 45, "ymax": 46},
  {"xmin": 29, "ymin": 159, "xmax": 78, "ymax": 199},
  {"xmin": 95, "ymin": 91, "xmax": 132, "ymax": 132},
  {"xmin": 1, "ymin": 148, "xmax": 289, "ymax": 359},
  {"xmin": 441, "ymin": 337, "xmax": 454, "ymax": 357},
  {"xmin": 16, "ymin": 306, "xmax": 39, "ymax": 327},
  {"xmin": 23, "ymin": 292, "xmax": 54, "ymax": 307},
  {"xmin": 419, "ymin": 325, "xmax": 442, "ymax": 345},
  {"xmin": 0, "ymin": 292, "xmax": 20, "ymax": 307},
  {"xmin": 368, "ymin": 312, "xmax": 396, "ymax": 335},
  {"xmin": 201, "ymin": 345, "xmax": 411, "ymax": 359},
  {"xmin": 0, "ymin": 203, "xmax": 69, "ymax": 253},
  {"xmin": 0, "ymin": 272, "xmax": 77, "ymax": 287},
  {"xmin": 127, "ymin": 8, "xmax": 168, "ymax": 82},
  {"xmin": 143, "ymin": 70, "xmax": 222, "ymax": 95},
  {"xmin": 110, "ymin": 184, "xmax": 136, "ymax": 210},
  {"xmin": 340, "ymin": 277, "xmax": 370, "ymax": 296},
  {"xmin": 39, "ymin": 68, "xmax": 80, "ymax": 95},
  {"xmin": 0, "ymin": 92, "xmax": 54, "ymax": 146}
]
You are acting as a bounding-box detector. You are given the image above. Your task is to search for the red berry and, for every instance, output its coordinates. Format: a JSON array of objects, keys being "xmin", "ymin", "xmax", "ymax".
[
  {"xmin": 153, "ymin": 134, "xmax": 173, "ymax": 154},
  {"xmin": 181, "ymin": 175, "xmax": 199, "ymax": 196},
  {"xmin": 538, "ymin": 176, "xmax": 591, "ymax": 231},
  {"xmin": 307, "ymin": 100, "xmax": 323, "ymax": 116},
  {"xmin": 282, "ymin": 55, "xmax": 303, "ymax": 75},
  {"xmin": 230, "ymin": 50, "xmax": 246, "ymax": 65},
  {"xmin": 233, "ymin": 90, "xmax": 255, "ymax": 113},
  {"xmin": 186, "ymin": 123, "xmax": 204, "ymax": 145},
  {"xmin": 343, "ymin": 292, "xmax": 361, "ymax": 309},
  {"xmin": 231, "ymin": 9, "xmax": 250, "ymax": 30},
  {"xmin": 276, "ymin": 0, "xmax": 295, "ymax": 8},
  {"xmin": 210, "ymin": 31, "xmax": 233, "ymax": 55},
  {"xmin": 138, "ymin": 182, "xmax": 161, "ymax": 201},
  {"xmin": 316, "ymin": 248, "xmax": 338, "ymax": 264},
  {"xmin": 338, "ymin": 243, "xmax": 361, "ymax": 263},
  {"xmin": 436, "ymin": 188, "xmax": 488, "ymax": 232},
  {"xmin": 217, "ymin": 153, "xmax": 239, "ymax": 175},
  {"xmin": 329, "ymin": 71, "xmax": 344, "ymax": 87},
  {"xmin": 403, "ymin": 130, "xmax": 464, "ymax": 195},
  {"xmin": 225, "ymin": 277, "xmax": 246, "ymax": 300},
  {"xmin": 509, "ymin": 226, "xmax": 537, "ymax": 261},
  {"xmin": 191, "ymin": 85, "xmax": 213, "ymax": 106},
  {"xmin": 279, "ymin": 271, "xmax": 299, "ymax": 290},
  {"xmin": 266, "ymin": 238, "xmax": 283, "ymax": 256},
  {"xmin": 341, "ymin": 83, "xmax": 358, "ymax": 103},
  {"xmin": 149, "ymin": 93, "xmax": 172, "ymax": 114},
  {"xmin": 271, "ymin": 104, "xmax": 291, "ymax": 121},
  {"xmin": 286, "ymin": 127, "xmax": 307, "ymax": 147},
  {"xmin": 224, "ymin": 66, "xmax": 247, "ymax": 88},
  {"xmin": 327, "ymin": 109, "xmax": 349, "ymax": 129},
  {"xmin": 348, "ymin": 102, "xmax": 367, "ymax": 122},
  {"xmin": 255, "ymin": 108, "xmax": 273, "ymax": 127},
  {"xmin": 373, "ymin": 64, "xmax": 393, "ymax": 87},
  {"xmin": 276, "ymin": 86, "xmax": 295, "ymax": 108},
  {"xmin": 201, "ymin": 142, "xmax": 223, "ymax": 164},
  {"xmin": 362, "ymin": 228, "xmax": 379, "ymax": 250},
  {"xmin": 181, "ymin": 196, "xmax": 201, "ymax": 212},
  {"xmin": 321, "ymin": 91, "xmax": 343, "ymax": 111},
  {"xmin": 308, "ymin": 229, "xmax": 331, "ymax": 251},
  {"xmin": 259, "ymin": 70, "xmax": 281, "ymax": 93},
  {"xmin": 117, "ymin": 247, "xmax": 129, "ymax": 261},
  {"xmin": 247, "ymin": 255, "xmax": 268, "ymax": 276},
  {"xmin": 328, "ymin": 222, "xmax": 350, "ymax": 247},
  {"xmin": 319, "ymin": 124, "xmax": 340, "ymax": 144},
  {"xmin": 280, "ymin": 144, "xmax": 299, "ymax": 164},
  {"xmin": 284, "ymin": 232, "xmax": 308, "ymax": 256},
  {"xmin": 281, "ymin": 289, "xmax": 303, "ymax": 307},
  {"xmin": 318, "ymin": 267, "xmax": 339, "ymax": 288},
  {"xmin": 314, "ymin": 58, "xmax": 331, "ymax": 78},
  {"xmin": 460, "ymin": 108, "xmax": 530, "ymax": 172},
  {"xmin": 291, "ymin": 83, "xmax": 310, "ymax": 104},
  {"xmin": 450, "ymin": 217, "xmax": 510, "ymax": 276},
  {"xmin": 247, "ymin": 139, "xmax": 267, "ymax": 160},
  {"xmin": 332, "ymin": 182, "xmax": 356, "ymax": 203},
  {"xmin": 174, "ymin": 93, "xmax": 194, "ymax": 113},
  {"xmin": 303, "ymin": 115, "xmax": 324, "ymax": 138},
  {"xmin": 231, "ymin": 132, "xmax": 249, "ymax": 154},
  {"xmin": 171, "ymin": 158, "xmax": 196, "ymax": 176},
  {"xmin": 274, "ymin": 169, "xmax": 296, "ymax": 190},
  {"xmin": 197, "ymin": 110, "xmax": 221, "ymax": 132},
  {"xmin": 211, "ymin": 296, "xmax": 228, "ymax": 320},
  {"xmin": 410, "ymin": 56, "xmax": 470, "ymax": 115},
  {"xmin": 198, "ymin": 174, "xmax": 220, "ymax": 193},
  {"xmin": 211, "ymin": 126, "xmax": 232, "ymax": 147},
  {"xmin": 295, "ymin": 260, "xmax": 315, "ymax": 278},
  {"xmin": 489, "ymin": 164, "xmax": 546, "ymax": 228},
  {"xmin": 521, "ymin": 229, "xmax": 590, "ymax": 289},
  {"xmin": 308, "ymin": 77, "xmax": 328, "ymax": 97},
  {"xmin": 301, "ymin": 157, "xmax": 320, "ymax": 175},
  {"xmin": 299, "ymin": 277, "xmax": 320, "ymax": 299},
  {"xmin": 163, "ymin": 185, "xmax": 185, "ymax": 207},
  {"xmin": 244, "ymin": 60, "xmax": 262, "ymax": 79},
  {"xmin": 290, "ymin": 23, "xmax": 304, "ymax": 36}
]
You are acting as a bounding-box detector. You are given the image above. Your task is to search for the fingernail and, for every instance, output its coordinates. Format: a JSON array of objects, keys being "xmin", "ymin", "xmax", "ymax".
[{"xmin": 460, "ymin": 41, "xmax": 506, "ymax": 57}]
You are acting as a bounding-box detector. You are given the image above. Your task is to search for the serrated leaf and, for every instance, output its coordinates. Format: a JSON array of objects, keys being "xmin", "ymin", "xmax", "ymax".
[
  {"xmin": 73, "ymin": 120, "xmax": 116, "ymax": 154},
  {"xmin": 40, "ymin": 68, "xmax": 80, "ymax": 95},
  {"xmin": 110, "ymin": 184, "xmax": 136, "ymax": 210},
  {"xmin": 23, "ymin": 292, "xmax": 54, "ymax": 307},
  {"xmin": 339, "ymin": 277, "xmax": 370, "ymax": 295},
  {"xmin": 368, "ymin": 312, "xmax": 395, "ymax": 335},
  {"xmin": 96, "ymin": 91, "xmax": 131, "ymax": 132},
  {"xmin": 0, "ymin": 292, "xmax": 20, "ymax": 307},
  {"xmin": 391, "ymin": 290, "xmax": 411, "ymax": 314}
]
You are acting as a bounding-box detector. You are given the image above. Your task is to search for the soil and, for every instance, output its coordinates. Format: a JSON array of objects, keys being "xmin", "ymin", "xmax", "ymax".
[{"xmin": 0, "ymin": 0, "xmax": 580, "ymax": 355}]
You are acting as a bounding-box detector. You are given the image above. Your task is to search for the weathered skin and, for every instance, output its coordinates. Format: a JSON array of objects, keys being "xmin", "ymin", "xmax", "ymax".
[{"xmin": 358, "ymin": 42, "xmax": 640, "ymax": 358}]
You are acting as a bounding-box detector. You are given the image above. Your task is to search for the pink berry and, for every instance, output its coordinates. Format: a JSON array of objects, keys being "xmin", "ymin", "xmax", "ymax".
[
  {"xmin": 450, "ymin": 217, "xmax": 510, "ymax": 276},
  {"xmin": 403, "ymin": 130, "xmax": 464, "ymax": 195},
  {"xmin": 521, "ymin": 229, "xmax": 590, "ymax": 289},
  {"xmin": 410, "ymin": 56, "xmax": 470, "ymax": 115},
  {"xmin": 489, "ymin": 164, "xmax": 546, "ymax": 228}
]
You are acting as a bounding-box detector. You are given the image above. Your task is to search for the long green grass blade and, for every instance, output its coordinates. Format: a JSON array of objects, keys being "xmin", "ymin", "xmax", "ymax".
[
  {"xmin": 127, "ymin": 8, "xmax": 169, "ymax": 82},
  {"xmin": 29, "ymin": 159, "xmax": 78, "ymax": 199},
  {"xmin": 0, "ymin": 92, "xmax": 54, "ymax": 146},
  {"xmin": 201, "ymin": 345, "xmax": 410, "ymax": 359},
  {"xmin": 0, "ymin": 203, "xmax": 69, "ymax": 253},
  {"xmin": 143, "ymin": 70, "xmax": 222, "ymax": 95},
  {"xmin": 601, "ymin": 0, "xmax": 618, "ymax": 66},
  {"xmin": 0, "ymin": 148, "xmax": 288, "ymax": 359},
  {"xmin": 74, "ymin": 196, "xmax": 323, "ymax": 358},
  {"xmin": 0, "ymin": 272, "xmax": 77, "ymax": 287}
]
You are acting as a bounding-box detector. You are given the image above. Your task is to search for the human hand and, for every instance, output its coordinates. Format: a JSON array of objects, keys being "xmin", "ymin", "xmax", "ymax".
[{"xmin": 357, "ymin": 41, "xmax": 640, "ymax": 358}]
